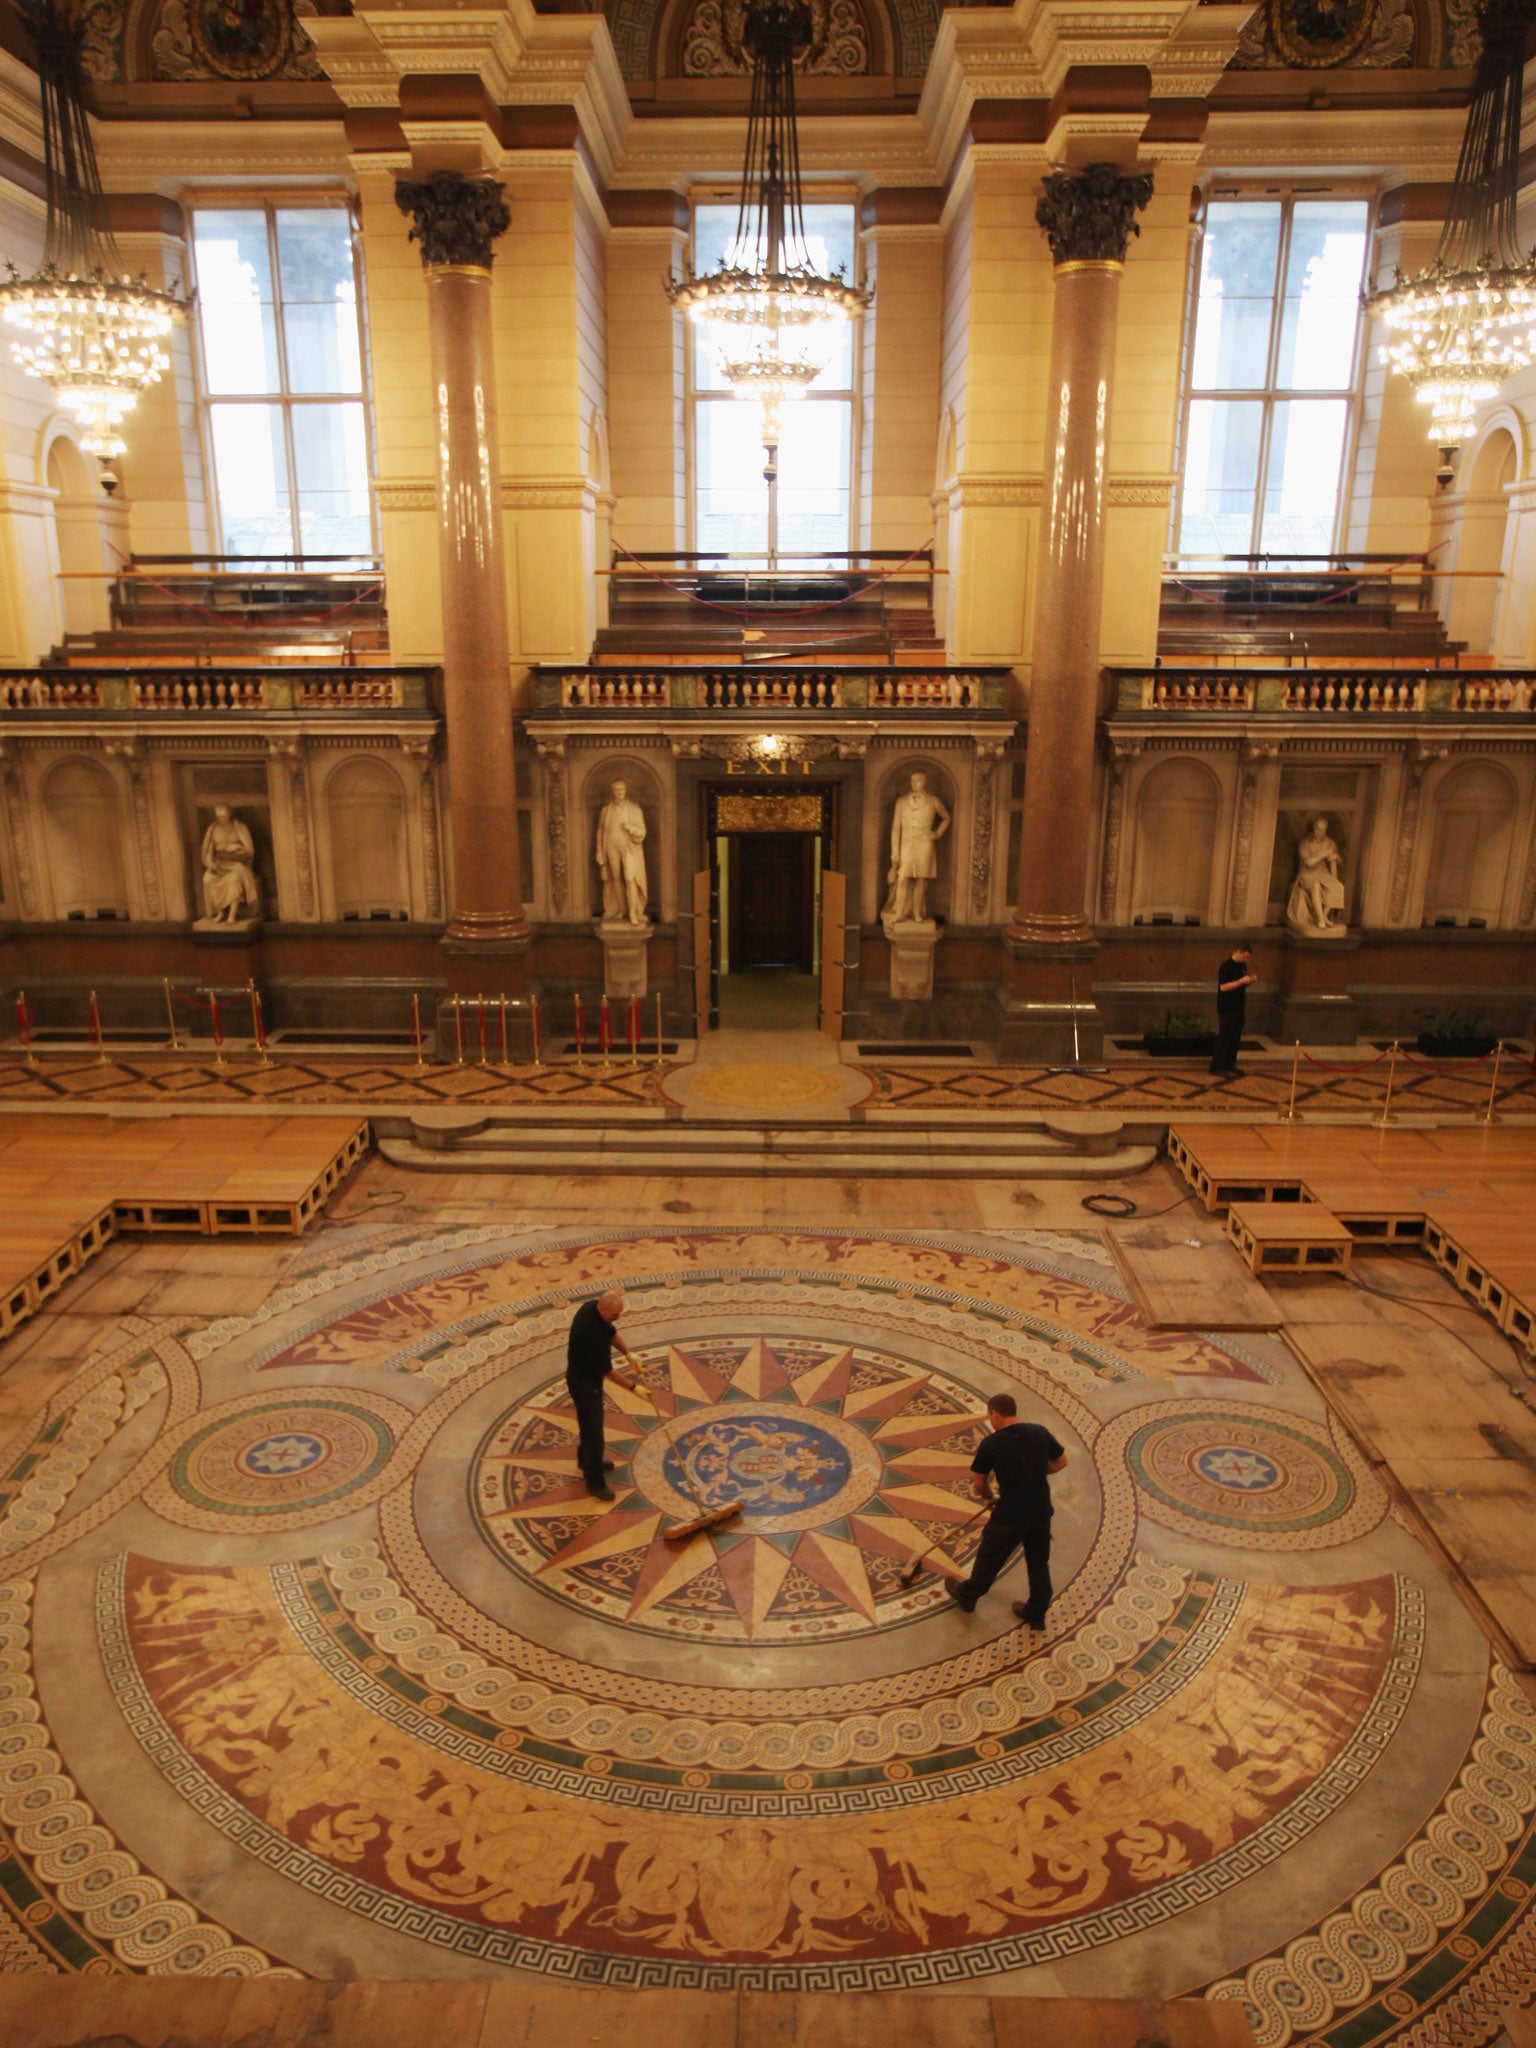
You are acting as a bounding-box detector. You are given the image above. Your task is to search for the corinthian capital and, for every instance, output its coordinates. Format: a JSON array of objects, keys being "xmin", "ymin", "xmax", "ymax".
[
  {"xmin": 395, "ymin": 172, "xmax": 511, "ymax": 271},
  {"xmin": 1036, "ymin": 163, "xmax": 1154, "ymax": 267}
]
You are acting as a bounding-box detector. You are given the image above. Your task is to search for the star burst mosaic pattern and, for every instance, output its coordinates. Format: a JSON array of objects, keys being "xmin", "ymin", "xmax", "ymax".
[{"xmin": 470, "ymin": 1336, "xmax": 993, "ymax": 1642}]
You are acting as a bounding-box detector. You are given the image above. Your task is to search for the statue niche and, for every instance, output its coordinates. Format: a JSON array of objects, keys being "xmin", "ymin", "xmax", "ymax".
[
  {"xmin": 1284, "ymin": 813, "xmax": 1348, "ymax": 938},
  {"xmin": 595, "ymin": 779, "xmax": 650, "ymax": 927},
  {"xmin": 196, "ymin": 803, "xmax": 262, "ymax": 929},
  {"xmin": 882, "ymin": 768, "xmax": 951, "ymax": 928}
]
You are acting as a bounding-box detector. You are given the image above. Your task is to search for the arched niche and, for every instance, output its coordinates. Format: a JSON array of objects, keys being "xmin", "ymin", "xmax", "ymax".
[
  {"xmin": 1448, "ymin": 425, "xmax": 1518, "ymax": 655},
  {"xmin": 42, "ymin": 758, "xmax": 128, "ymax": 919},
  {"xmin": 1422, "ymin": 760, "xmax": 1518, "ymax": 926},
  {"xmin": 324, "ymin": 757, "xmax": 409, "ymax": 919},
  {"xmin": 875, "ymin": 754, "xmax": 956, "ymax": 922},
  {"xmin": 42, "ymin": 429, "xmax": 109, "ymax": 640},
  {"xmin": 581, "ymin": 754, "xmax": 662, "ymax": 921},
  {"xmin": 1129, "ymin": 758, "xmax": 1219, "ymax": 925}
]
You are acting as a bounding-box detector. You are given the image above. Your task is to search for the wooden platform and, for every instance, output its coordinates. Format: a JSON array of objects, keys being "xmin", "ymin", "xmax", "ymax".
[
  {"xmin": 1106, "ymin": 1219, "xmax": 1283, "ymax": 1330},
  {"xmin": 0, "ymin": 1114, "xmax": 369, "ymax": 1341},
  {"xmin": 1227, "ymin": 1199, "xmax": 1353, "ymax": 1276},
  {"xmin": 0, "ymin": 1978, "xmax": 1256, "ymax": 2048},
  {"xmin": 1168, "ymin": 1123, "xmax": 1536, "ymax": 1357}
]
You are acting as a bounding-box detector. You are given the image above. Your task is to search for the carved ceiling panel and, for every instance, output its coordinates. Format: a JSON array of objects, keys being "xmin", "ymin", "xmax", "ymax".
[
  {"xmin": 1231, "ymin": 0, "xmax": 1481, "ymax": 70},
  {"xmin": 78, "ymin": 0, "xmax": 324, "ymax": 84}
]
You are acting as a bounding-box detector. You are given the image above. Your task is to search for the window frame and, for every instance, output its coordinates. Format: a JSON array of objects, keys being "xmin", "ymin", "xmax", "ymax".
[
  {"xmin": 685, "ymin": 189, "xmax": 862, "ymax": 560},
  {"xmin": 1170, "ymin": 186, "xmax": 1377, "ymax": 565},
  {"xmin": 185, "ymin": 193, "xmax": 378, "ymax": 564}
]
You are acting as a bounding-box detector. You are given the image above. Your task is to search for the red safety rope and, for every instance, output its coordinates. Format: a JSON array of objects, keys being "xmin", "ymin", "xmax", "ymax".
[
  {"xmin": 107, "ymin": 544, "xmax": 382, "ymax": 626},
  {"xmin": 1398, "ymin": 1045, "xmax": 1499, "ymax": 1073},
  {"xmin": 1297, "ymin": 1045, "xmax": 1392, "ymax": 1072},
  {"xmin": 609, "ymin": 538, "xmax": 935, "ymax": 620}
]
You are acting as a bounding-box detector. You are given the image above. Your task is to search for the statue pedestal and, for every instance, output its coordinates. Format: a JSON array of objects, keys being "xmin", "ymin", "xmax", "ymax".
[
  {"xmin": 192, "ymin": 916, "xmax": 263, "ymax": 937},
  {"xmin": 883, "ymin": 917, "xmax": 938, "ymax": 1001},
  {"xmin": 597, "ymin": 919, "xmax": 649, "ymax": 999},
  {"xmin": 1283, "ymin": 914, "xmax": 1348, "ymax": 941}
]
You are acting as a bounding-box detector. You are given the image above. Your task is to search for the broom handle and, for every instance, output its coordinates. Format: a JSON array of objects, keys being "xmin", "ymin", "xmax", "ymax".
[
  {"xmin": 907, "ymin": 1496, "xmax": 990, "ymax": 1578},
  {"xmin": 632, "ymin": 1377, "xmax": 712, "ymax": 1521}
]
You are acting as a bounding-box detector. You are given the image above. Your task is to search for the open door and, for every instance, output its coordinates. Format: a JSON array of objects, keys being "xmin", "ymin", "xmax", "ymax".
[
  {"xmin": 692, "ymin": 866, "xmax": 711, "ymax": 1039},
  {"xmin": 818, "ymin": 868, "xmax": 846, "ymax": 1039}
]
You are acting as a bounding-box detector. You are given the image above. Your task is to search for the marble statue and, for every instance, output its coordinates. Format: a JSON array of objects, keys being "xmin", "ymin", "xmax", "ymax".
[
  {"xmin": 1285, "ymin": 815, "xmax": 1347, "ymax": 937},
  {"xmin": 596, "ymin": 780, "xmax": 649, "ymax": 926},
  {"xmin": 885, "ymin": 770, "xmax": 951, "ymax": 924},
  {"xmin": 198, "ymin": 804, "xmax": 260, "ymax": 925}
]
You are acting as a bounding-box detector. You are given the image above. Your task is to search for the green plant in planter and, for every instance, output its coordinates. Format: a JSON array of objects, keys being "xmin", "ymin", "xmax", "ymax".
[
  {"xmin": 1419, "ymin": 1009, "xmax": 1492, "ymax": 1042},
  {"xmin": 1158, "ymin": 1011, "xmax": 1210, "ymax": 1040}
]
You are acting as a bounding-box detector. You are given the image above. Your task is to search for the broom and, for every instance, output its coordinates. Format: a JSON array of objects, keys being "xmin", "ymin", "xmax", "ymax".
[
  {"xmin": 633, "ymin": 1378, "xmax": 744, "ymax": 1543},
  {"xmin": 898, "ymin": 1498, "xmax": 990, "ymax": 1589}
]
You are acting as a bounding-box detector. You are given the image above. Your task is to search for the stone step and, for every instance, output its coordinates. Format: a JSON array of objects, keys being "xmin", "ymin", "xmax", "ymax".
[{"xmin": 379, "ymin": 1135, "xmax": 1161, "ymax": 1178}]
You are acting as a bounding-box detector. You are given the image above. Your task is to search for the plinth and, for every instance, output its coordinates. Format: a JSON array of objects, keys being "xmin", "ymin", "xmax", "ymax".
[
  {"xmin": 597, "ymin": 920, "xmax": 649, "ymax": 999},
  {"xmin": 884, "ymin": 918, "xmax": 938, "ymax": 1002}
]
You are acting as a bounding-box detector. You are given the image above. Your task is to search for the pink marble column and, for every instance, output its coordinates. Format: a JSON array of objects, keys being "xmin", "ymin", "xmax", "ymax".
[
  {"xmin": 1011, "ymin": 165, "xmax": 1152, "ymax": 949},
  {"xmin": 395, "ymin": 172, "xmax": 528, "ymax": 947}
]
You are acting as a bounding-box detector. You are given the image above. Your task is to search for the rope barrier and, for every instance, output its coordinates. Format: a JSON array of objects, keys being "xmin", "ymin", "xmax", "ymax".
[
  {"xmin": 609, "ymin": 538, "xmax": 935, "ymax": 621},
  {"xmin": 107, "ymin": 544, "xmax": 382, "ymax": 627},
  {"xmin": 1297, "ymin": 1044, "xmax": 1391, "ymax": 1071},
  {"xmin": 1398, "ymin": 1045, "xmax": 1499, "ymax": 1073}
]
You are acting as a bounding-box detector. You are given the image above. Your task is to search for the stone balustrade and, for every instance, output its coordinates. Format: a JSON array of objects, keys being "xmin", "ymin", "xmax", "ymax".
[
  {"xmin": 0, "ymin": 668, "xmax": 436, "ymax": 714},
  {"xmin": 544, "ymin": 667, "xmax": 1007, "ymax": 713},
  {"xmin": 1115, "ymin": 667, "xmax": 1536, "ymax": 718}
]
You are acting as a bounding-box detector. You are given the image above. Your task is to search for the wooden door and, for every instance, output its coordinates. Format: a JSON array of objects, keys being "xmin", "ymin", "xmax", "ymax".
[
  {"xmin": 692, "ymin": 867, "xmax": 711, "ymax": 1039},
  {"xmin": 735, "ymin": 834, "xmax": 815, "ymax": 970},
  {"xmin": 819, "ymin": 868, "xmax": 846, "ymax": 1039}
]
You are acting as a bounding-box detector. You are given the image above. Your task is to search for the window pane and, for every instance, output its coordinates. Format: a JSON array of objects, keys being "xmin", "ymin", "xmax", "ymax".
[
  {"xmin": 208, "ymin": 402, "xmax": 291, "ymax": 558},
  {"xmin": 276, "ymin": 208, "xmax": 362, "ymax": 395},
  {"xmin": 778, "ymin": 400, "xmax": 852, "ymax": 553},
  {"xmin": 1190, "ymin": 202, "xmax": 1281, "ymax": 391},
  {"xmin": 1259, "ymin": 398, "xmax": 1349, "ymax": 557},
  {"xmin": 192, "ymin": 209, "xmax": 279, "ymax": 395},
  {"xmin": 1274, "ymin": 200, "xmax": 1369, "ymax": 391},
  {"xmin": 293, "ymin": 402, "xmax": 372, "ymax": 557},
  {"xmin": 1178, "ymin": 398, "xmax": 1264, "ymax": 555},
  {"xmin": 695, "ymin": 400, "xmax": 770, "ymax": 557}
]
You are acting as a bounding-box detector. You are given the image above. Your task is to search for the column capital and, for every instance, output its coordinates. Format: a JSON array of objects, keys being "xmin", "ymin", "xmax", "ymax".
[
  {"xmin": 395, "ymin": 170, "xmax": 510, "ymax": 270},
  {"xmin": 1035, "ymin": 162, "xmax": 1153, "ymax": 267}
]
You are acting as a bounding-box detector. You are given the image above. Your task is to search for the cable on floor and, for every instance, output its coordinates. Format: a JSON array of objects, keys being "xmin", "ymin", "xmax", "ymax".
[
  {"xmin": 1080, "ymin": 1191, "xmax": 1194, "ymax": 1220},
  {"xmin": 1347, "ymin": 1263, "xmax": 1534, "ymax": 1403}
]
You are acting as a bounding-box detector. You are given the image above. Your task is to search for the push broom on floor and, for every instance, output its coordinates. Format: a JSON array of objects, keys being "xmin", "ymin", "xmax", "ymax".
[
  {"xmin": 899, "ymin": 1499, "xmax": 989, "ymax": 1588},
  {"xmin": 633, "ymin": 1379, "xmax": 744, "ymax": 1543}
]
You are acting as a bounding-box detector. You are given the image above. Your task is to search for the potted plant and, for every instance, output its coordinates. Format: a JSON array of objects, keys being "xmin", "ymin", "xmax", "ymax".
[
  {"xmin": 1415, "ymin": 1009, "xmax": 1499, "ymax": 1058},
  {"xmin": 1143, "ymin": 1009, "xmax": 1219, "ymax": 1058}
]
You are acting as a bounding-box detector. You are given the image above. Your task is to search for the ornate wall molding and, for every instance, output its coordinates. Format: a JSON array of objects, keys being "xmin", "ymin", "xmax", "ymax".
[
  {"xmin": 401, "ymin": 740, "xmax": 444, "ymax": 923},
  {"xmin": 1098, "ymin": 740, "xmax": 1141, "ymax": 923},
  {"xmin": 1107, "ymin": 476, "xmax": 1176, "ymax": 508},
  {"xmin": 679, "ymin": 0, "xmax": 871, "ymax": 76},
  {"xmin": 104, "ymin": 741, "xmax": 165, "ymax": 920},
  {"xmin": 0, "ymin": 748, "xmax": 38, "ymax": 919},
  {"xmin": 1227, "ymin": 742, "xmax": 1278, "ymax": 926},
  {"xmin": 395, "ymin": 172, "xmax": 511, "ymax": 271},
  {"xmin": 1036, "ymin": 164, "xmax": 1154, "ymax": 267},
  {"xmin": 1388, "ymin": 743, "xmax": 1446, "ymax": 923},
  {"xmin": 373, "ymin": 481, "xmax": 436, "ymax": 515},
  {"xmin": 534, "ymin": 740, "xmax": 570, "ymax": 916},
  {"xmin": 970, "ymin": 738, "xmax": 1005, "ymax": 919},
  {"xmin": 268, "ymin": 739, "xmax": 317, "ymax": 921}
]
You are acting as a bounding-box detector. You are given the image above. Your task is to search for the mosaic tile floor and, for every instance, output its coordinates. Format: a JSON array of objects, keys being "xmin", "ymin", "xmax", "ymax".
[{"xmin": 0, "ymin": 1202, "xmax": 1533, "ymax": 2047}]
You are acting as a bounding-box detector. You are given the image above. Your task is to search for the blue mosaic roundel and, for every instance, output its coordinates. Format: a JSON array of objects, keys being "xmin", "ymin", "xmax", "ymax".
[
  {"xmin": 662, "ymin": 1414, "xmax": 853, "ymax": 1517},
  {"xmin": 1193, "ymin": 1446, "xmax": 1282, "ymax": 1493},
  {"xmin": 238, "ymin": 1432, "xmax": 327, "ymax": 1478}
]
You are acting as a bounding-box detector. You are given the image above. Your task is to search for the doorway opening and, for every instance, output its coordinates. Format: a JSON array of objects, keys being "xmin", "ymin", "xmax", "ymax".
[{"xmin": 707, "ymin": 783, "xmax": 834, "ymax": 1030}]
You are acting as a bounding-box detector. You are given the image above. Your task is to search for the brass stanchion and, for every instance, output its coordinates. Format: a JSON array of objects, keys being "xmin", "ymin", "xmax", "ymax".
[
  {"xmin": 1484, "ymin": 1040, "xmax": 1504, "ymax": 1127},
  {"xmin": 1373, "ymin": 1039, "xmax": 1399, "ymax": 1128},
  {"xmin": 654, "ymin": 991, "xmax": 664, "ymax": 1071},
  {"xmin": 574, "ymin": 994, "xmax": 586, "ymax": 1071},
  {"xmin": 163, "ymin": 976, "xmax": 180, "ymax": 1052},
  {"xmin": 410, "ymin": 992, "xmax": 425, "ymax": 1069},
  {"xmin": 1277, "ymin": 1040, "xmax": 1301, "ymax": 1125},
  {"xmin": 248, "ymin": 980, "xmax": 271, "ymax": 1067},
  {"xmin": 15, "ymin": 990, "xmax": 36, "ymax": 1070},
  {"xmin": 531, "ymin": 991, "xmax": 543, "ymax": 1068},
  {"xmin": 499, "ymin": 994, "xmax": 509, "ymax": 1069},
  {"xmin": 452, "ymin": 997, "xmax": 465, "ymax": 1067}
]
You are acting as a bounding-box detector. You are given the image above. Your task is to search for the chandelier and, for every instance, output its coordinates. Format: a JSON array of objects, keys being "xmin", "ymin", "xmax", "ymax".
[
  {"xmin": 0, "ymin": 0, "xmax": 184, "ymax": 459},
  {"xmin": 1364, "ymin": 0, "xmax": 1536, "ymax": 450},
  {"xmin": 666, "ymin": 0, "xmax": 870, "ymax": 458}
]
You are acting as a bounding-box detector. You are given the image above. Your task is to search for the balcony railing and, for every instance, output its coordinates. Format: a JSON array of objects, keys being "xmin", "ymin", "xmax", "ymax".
[
  {"xmin": 1113, "ymin": 667, "xmax": 1536, "ymax": 717},
  {"xmin": 542, "ymin": 666, "xmax": 1008, "ymax": 714},
  {"xmin": 0, "ymin": 667, "xmax": 436, "ymax": 714}
]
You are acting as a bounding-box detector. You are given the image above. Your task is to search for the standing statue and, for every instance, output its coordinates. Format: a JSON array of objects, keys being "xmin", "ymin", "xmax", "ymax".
[
  {"xmin": 884, "ymin": 770, "xmax": 951, "ymax": 924},
  {"xmin": 1285, "ymin": 815, "xmax": 1347, "ymax": 936},
  {"xmin": 199, "ymin": 804, "xmax": 260, "ymax": 924},
  {"xmin": 595, "ymin": 779, "xmax": 649, "ymax": 926}
]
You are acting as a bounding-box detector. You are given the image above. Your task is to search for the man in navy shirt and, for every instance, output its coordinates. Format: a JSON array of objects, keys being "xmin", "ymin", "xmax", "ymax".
[
  {"xmin": 566, "ymin": 1288, "xmax": 638, "ymax": 1501},
  {"xmin": 948, "ymin": 1391, "xmax": 1066, "ymax": 1628},
  {"xmin": 1210, "ymin": 942, "xmax": 1257, "ymax": 1080}
]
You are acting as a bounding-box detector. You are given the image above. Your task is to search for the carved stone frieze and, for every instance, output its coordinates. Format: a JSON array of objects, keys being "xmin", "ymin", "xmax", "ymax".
[
  {"xmin": 534, "ymin": 740, "xmax": 569, "ymax": 917},
  {"xmin": 1227, "ymin": 743, "xmax": 1278, "ymax": 926},
  {"xmin": 1036, "ymin": 164, "xmax": 1154, "ymax": 268},
  {"xmin": 1098, "ymin": 740, "xmax": 1141, "ymax": 923},
  {"xmin": 681, "ymin": 0, "xmax": 870, "ymax": 75},
  {"xmin": 969, "ymin": 739, "xmax": 1005, "ymax": 920},
  {"xmin": 395, "ymin": 173, "xmax": 511, "ymax": 272},
  {"xmin": 268, "ymin": 739, "xmax": 317, "ymax": 921},
  {"xmin": 105, "ymin": 741, "xmax": 164, "ymax": 920},
  {"xmin": 401, "ymin": 740, "xmax": 443, "ymax": 923},
  {"xmin": 1389, "ymin": 743, "xmax": 1446, "ymax": 923},
  {"xmin": 0, "ymin": 749, "xmax": 38, "ymax": 919},
  {"xmin": 1519, "ymin": 812, "xmax": 1536, "ymax": 927}
]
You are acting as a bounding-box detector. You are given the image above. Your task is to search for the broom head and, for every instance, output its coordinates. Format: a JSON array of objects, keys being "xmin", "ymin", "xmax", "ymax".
[{"xmin": 663, "ymin": 1500, "xmax": 743, "ymax": 1544}]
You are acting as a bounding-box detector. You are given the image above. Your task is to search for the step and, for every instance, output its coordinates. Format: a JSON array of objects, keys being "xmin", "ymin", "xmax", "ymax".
[{"xmin": 379, "ymin": 1136, "xmax": 1161, "ymax": 1178}]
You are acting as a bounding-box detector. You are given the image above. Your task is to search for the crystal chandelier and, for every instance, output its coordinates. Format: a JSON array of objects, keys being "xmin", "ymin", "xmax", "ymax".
[
  {"xmin": 666, "ymin": 0, "xmax": 870, "ymax": 458},
  {"xmin": 1364, "ymin": 0, "xmax": 1536, "ymax": 451},
  {"xmin": 0, "ymin": 0, "xmax": 184, "ymax": 459}
]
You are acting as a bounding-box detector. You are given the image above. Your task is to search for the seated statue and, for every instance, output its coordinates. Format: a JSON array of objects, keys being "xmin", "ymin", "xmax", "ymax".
[
  {"xmin": 199, "ymin": 804, "xmax": 261, "ymax": 925},
  {"xmin": 1285, "ymin": 815, "xmax": 1347, "ymax": 937}
]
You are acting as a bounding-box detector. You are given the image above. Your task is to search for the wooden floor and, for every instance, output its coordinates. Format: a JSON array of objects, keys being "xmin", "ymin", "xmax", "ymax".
[
  {"xmin": 1167, "ymin": 1122, "xmax": 1536, "ymax": 1358},
  {"xmin": 0, "ymin": 1113, "xmax": 368, "ymax": 1341},
  {"xmin": 1168, "ymin": 1121, "xmax": 1536, "ymax": 1681},
  {"xmin": 0, "ymin": 1978, "xmax": 1256, "ymax": 2047}
]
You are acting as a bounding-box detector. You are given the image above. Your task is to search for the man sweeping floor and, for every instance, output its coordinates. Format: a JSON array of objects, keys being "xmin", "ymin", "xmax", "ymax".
[
  {"xmin": 947, "ymin": 1390, "xmax": 1066, "ymax": 1629},
  {"xmin": 566, "ymin": 1287, "xmax": 639, "ymax": 1501}
]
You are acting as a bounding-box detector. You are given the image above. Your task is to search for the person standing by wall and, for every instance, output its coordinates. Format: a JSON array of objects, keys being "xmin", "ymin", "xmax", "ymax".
[
  {"xmin": 947, "ymin": 1392, "xmax": 1065, "ymax": 1630},
  {"xmin": 1210, "ymin": 942, "xmax": 1257, "ymax": 1080},
  {"xmin": 566, "ymin": 1287, "xmax": 639, "ymax": 1500}
]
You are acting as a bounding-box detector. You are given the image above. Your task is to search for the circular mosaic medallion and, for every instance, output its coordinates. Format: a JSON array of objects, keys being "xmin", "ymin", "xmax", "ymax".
[
  {"xmin": 470, "ymin": 1335, "xmax": 1012, "ymax": 1642},
  {"xmin": 172, "ymin": 1401, "xmax": 395, "ymax": 1517},
  {"xmin": 1118, "ymin": 1405, "xmax": 1384, "ymax": 1549}
]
